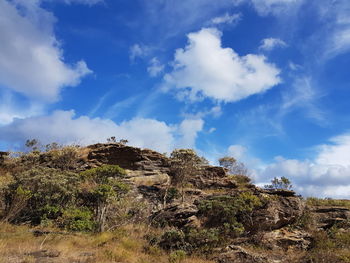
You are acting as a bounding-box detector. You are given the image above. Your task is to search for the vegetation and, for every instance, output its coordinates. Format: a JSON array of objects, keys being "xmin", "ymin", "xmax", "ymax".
[
  {"xmin": 0, "ymin": 141, "xmax": 350, "ymax": 262},
  {"xmin": 218, "ymin": 156, "xmax": 248, "ymax": 176},
  {"xmin": 264, "ymin": 176, "xmax": 293, "ymax": 190},
  {"xmin": 170, "ymin": 149, "xmax": 207, "ymax": 203}
]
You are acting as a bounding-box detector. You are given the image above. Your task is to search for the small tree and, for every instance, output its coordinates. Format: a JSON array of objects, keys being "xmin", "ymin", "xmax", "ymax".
[
  {"xmin": 170, "ymin": 149, "xmax": 205, "ymax": 203},
  {"xmin": 265, "ymin": 176, "xmax": 292, "ymax": 190},
  {"xmin": 218, "ymin": 156, "xmax": 248, "ymax": 176},
  {"xmin": 25, "ymin": 139, "xmax": 40, "ymax": 152},
  {"xmin": 80, "ymin": 165, "xmax": 129, "ymax": 232}
]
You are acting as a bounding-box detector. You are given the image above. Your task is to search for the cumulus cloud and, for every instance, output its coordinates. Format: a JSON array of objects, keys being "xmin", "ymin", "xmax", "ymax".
[
  {"xmin": 164, "ymin": 28, "xmax": 281, "ymax": 103},
  {"xmin": 259, "ymin": 38, "xmax": 287, "ymax": 51},
  {"xmin": 0, "ymin": 0, "xmax": 92, "ymax": 102},
  {"xmin": 211, "ymin": 13, "xmax": 241, "ymax": 25},
  {"xmin": 147, "ymin": 57, "xmax": 165, "ymax": 77},
  {"xmin": 0, "ymin": 110, "xmax": 204, "ymax": 153},
  {"xmin": 257, "ymin": 133, "xmax": 350, "ymax": 198}
]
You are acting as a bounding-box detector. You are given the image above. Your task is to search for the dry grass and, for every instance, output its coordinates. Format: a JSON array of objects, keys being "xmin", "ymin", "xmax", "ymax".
[
  {"xmin": 306, "ymin": 197, "xmax": 350, "ymax": 208},
  {"xmin": 0, "ymin": 223, "xmax": 214, "ymax": 263}
]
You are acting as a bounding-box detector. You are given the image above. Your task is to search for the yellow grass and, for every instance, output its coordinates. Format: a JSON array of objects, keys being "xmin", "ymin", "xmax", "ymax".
[{"xmin": 0, "ymin": 223, "xmax": 214, "ymax": 263}]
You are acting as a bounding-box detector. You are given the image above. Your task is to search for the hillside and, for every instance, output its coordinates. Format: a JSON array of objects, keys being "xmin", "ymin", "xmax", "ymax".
[{"xmin": 0, "ymin": 143, "xmax": 350, "ymax": 263}]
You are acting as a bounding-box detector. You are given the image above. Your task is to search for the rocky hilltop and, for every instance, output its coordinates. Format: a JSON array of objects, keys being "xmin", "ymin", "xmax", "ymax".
[
  {"xmin": 79, "ymin": 143, "xmax": 350, "ymax": 262},
  {"xmin": 1, "ymin": 143, "xmax": 350, "ymax": 263}
]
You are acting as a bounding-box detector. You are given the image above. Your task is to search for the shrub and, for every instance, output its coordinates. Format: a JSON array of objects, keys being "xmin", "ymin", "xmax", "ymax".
[
  {"xmin": 169, "ymin": 250, "xmax": 186, "ymax": 263},
  {"xmin": 198, "ymin": 193, "xmax": 262, "ymax": 238},
  {"xmin": 4, "ymin": 167, "xmax": 80, "ymax": 224},
  {"xmin": 186, "ymin": 228, "xmax": 220, "ymax": 252},
  {"xmin": 60, "ymin": 207, "xmax": 95, "ymax": 231},
  {"xmin": 79, "ymin": 165, "xmax": 129, "ymax": 232},
  {"xmin": 159, "ymin": 229, "xmax": 187, "ymax": 251}
]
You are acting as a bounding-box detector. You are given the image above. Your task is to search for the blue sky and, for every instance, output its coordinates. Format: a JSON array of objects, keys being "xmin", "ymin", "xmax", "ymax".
[{"xmin": 1, "ymin": 0, "xmax": 350, "ymax": 198}]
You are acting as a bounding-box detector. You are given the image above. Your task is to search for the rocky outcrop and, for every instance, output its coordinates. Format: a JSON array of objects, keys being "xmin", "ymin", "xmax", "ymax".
[
  {"xmin": 310, "ymin": 206, "xmax": 350, "ymax": 229},
  {"xmin": 259, "ymin": 228, "xmax": 312, "ymax": 250},
  {"xmin": 251, "ymin": 192, "xmax": 305, "ymax": 231},
  {"xmin": 86, "ymin": 143, "xmax": 170, "ymax": 173},
  {"xmin": 151, "ymin": 203, "xmax": 200, "ymax": 228}
]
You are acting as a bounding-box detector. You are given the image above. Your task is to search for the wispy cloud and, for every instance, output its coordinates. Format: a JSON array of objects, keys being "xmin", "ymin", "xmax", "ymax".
[
  {"xmin": 259, "ymin": 38, "xmax": 287, "ymax": 51},
  {"xmin": 211, "ymin": 13, "xmax": 241, "ymax": 25}
]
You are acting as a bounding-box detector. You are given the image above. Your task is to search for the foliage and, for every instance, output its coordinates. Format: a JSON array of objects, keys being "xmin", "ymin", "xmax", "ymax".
[
  {"xmin": 186, "ymin": 228, "xmax": 220, "ymax": 253},
  {"xmin": 198, "ymin": 193, "xmax": 262, "ymax": 238},
  {"xmin": 169, "ymin": 250, "xmax": 187, "ymax": 263},
  {"xmin": 60, "ymin": 207, "xmax": 95, "ymax": 231},
  {"xmin": 4, "ymin": 167, "xmax": 80, "ymax": 224},
  {"xmin": 264, "ymin": 176, "xmax": 292, "ymax": 190},
  {"xmin": 170, "ymin": 149, "xmax": 207, "ymax": 202},
  {"xmin": 304, "ymin": 227, "xmax": 350, "ymax": 263},
  {"xmin": 159, "ymin": 229, "xmax": 187, "ymax": 251},
  {"xmin": 218, "ymin": 156, "xmax": 248, "ymax": 176},
  {"xmin": 79, "ymin": 165, "xmax": 129, "ymax": 232}
]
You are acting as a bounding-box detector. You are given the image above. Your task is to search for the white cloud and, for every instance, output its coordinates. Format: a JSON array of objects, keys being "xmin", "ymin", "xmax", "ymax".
[
  {"xmin": 250, "ymin": 0, "xmax": 303, "ymax": 16},
  {"xmin": 259, "ymin": 38, "xmax": 287, "ymax": 51},
  {"xmin": 211, "ymin": 13, "xmax": 241, "ymax": 25},
  {"xmin": 129, "ymin": 44, "xmax": 150, "ymax": 61},
  {"xmin": 0, "ymin": 0, "xmax": 92, "ymax": 102},
  {"xmin": 147, "ymin": 57, "xmax": 165, "ymax": 77},
  {"xmin": 177, "ymin": 119, "xmax": 204, "ymax": 148},
  {"xmin": 0, "ymin": 110, "xmax": 204, "ymax": 153},
  {"xmin": 228, "ymin": 145, "xmax": 247, "ymax": 160},
  {"xmin": 164, "ymin": 28, "xmax": 281, "ymax": 103},
  {"xmin": 257, "ymin": 133, "xmax": 350, "ymax": 198}
]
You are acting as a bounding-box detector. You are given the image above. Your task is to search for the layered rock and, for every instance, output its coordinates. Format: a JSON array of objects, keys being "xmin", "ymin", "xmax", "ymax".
[{"xmin": 310, "ymin": 206, "xmax": 350, "ymax": 229}]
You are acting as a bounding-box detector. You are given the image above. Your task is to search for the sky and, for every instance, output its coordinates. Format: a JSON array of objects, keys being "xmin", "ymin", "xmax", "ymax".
[{"xmin": 1, "ymin": 0, "xmax": 350, "ymax": 198}]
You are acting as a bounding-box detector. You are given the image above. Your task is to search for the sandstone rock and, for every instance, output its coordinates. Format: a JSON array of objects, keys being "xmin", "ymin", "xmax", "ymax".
[
  {"xmin": 310, "ymin": 206, "xmax": 350, "ymax": 229},
  {"xmin": 250, "ymin": 193, "xmax": 305, "ymax": 231},
  {"xmin": 151, "ymin": 203, "xmax": 199, "ymax": 228},
  {"xmin": 86, "ymin": 143, "xmax": 170, "ymax": 173},
  {"xmin": 260, "ymin": 228, "xmax": 312, "ymax": 250}
]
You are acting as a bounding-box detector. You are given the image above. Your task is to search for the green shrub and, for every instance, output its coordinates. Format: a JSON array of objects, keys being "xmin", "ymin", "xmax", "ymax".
[
  {"xmin": 186, "ymin": 228, "xmax": 220, "ymax": 252},
  {"xmin": 169, "ymin": 250, "xmax": 186, "ymax": 263},
  {"xmin": 60, "ymin": 207, "xmax": 95, "ymax": 231},
  {"xmin": 159, "ymin": 229, "xmax": 187, "ymax": 251},
  {"xmin": 198, "ymin": 192, "xmax": 261, "ymax": 237},
  {"xmin": 5, "ymin": 167, "xmax": 80, "ymax": 224}
]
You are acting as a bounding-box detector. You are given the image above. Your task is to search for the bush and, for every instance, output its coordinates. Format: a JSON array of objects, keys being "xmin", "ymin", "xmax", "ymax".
[
  {"xmin": 159, "ymin": 229, "xmax": 187, "ymax": 251},
  {"xmin": 186, "ymin": 228, "xmax": 220, "ymax": 252},
  {"xmin": 4, "ymin": 167, "xmax": 80, "ymax": 224},
  {"xmin": 198, "ymin": 193, "xmax": 262, "ymax": 239},
  {"xmin": 60, "ymin": 207, "xmax": 95, "ymax": 231},
  {"xmin": 169, "ymin": 250, "xmax": 186, "ymax": 263}
]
